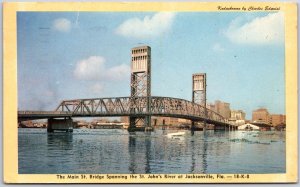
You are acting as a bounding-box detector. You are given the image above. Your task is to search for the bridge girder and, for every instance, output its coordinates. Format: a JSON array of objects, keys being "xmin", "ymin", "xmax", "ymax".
[{"xmin": 53, "ymin": 96, "xmax": 226, "ymax": 125}]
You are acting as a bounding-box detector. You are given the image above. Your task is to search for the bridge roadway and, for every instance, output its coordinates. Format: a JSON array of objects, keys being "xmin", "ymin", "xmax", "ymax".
[{"xmin": 18, "ymin": 96, "xmax": 235, "ymax": 128}]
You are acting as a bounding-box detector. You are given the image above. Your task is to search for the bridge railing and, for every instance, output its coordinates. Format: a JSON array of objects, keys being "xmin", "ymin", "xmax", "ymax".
[
  {"xmin": 18, "ymin": 111, "xmax": 70, "ymax": 115},
  {"xmin": 150, "ymin": 97, "xmax": 225, "ymax": 123},
  {"xmin": 55, "ymin": 96, "xmax": 226, "ymax": 124}
]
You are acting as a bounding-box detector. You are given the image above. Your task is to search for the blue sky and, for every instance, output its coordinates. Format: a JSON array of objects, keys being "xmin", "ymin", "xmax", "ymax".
[{"xmin": 17, "ymin": 11, "xmax": 285, "ymax": 119}]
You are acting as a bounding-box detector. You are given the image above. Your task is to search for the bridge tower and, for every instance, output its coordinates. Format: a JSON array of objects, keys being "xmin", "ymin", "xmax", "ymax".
[
  {"xmin": 192, "ymin": 73, "xmax": 207, "ymax": 130},
  {"xmin": 129, "ymin": 46, "xmax": 152, "ymax": 131}
]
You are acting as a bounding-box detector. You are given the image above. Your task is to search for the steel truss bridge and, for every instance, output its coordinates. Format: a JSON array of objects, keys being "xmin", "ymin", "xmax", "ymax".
[
  {"xmin": 18, "ymin": 46, "xmax": 237, "ymax": 131},
  {"xmin": 19, "ymin": 96, "xmax": 229, "ymax": 126}
]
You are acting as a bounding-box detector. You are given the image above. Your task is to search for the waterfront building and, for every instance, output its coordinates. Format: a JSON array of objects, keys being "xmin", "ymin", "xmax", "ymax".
[
  {"xmin": 252, "ymin": 108, "xmax": 270, "ymax": 124},
  {"xmin": 120, "ymin": 116, "xmax": 129, "ymax": 124},
  {"xmin": 214, "ymin": 100, "xmax": 231, "ymax": 119},
  {"xmin": 238, "ymin": 123, "xmax": 260, "ymax": 131},
  {"xmin": 235, "ymin": 120, "xmax": 245, "ymax": 126},
  {"xmin": 206, "ymin": 100, "xmax": 231, "ymax": 119},
  {"xmin": 270, "ymin": 114, "xmax": 286, "ymax": 127},
  {"xmin": 230, "ymin": 110, "xmax": 246, "ymax": 120},
  {"xmin": 152, "ymin": 117, "xmax": 191, "ymax": 126},
  {"xmin": 122, "ymin": 116, "xmax": 190, "ymax": 127},
  {"xmin": 228, "ymin": 119, "xmax": 245, "ymax": 126},
  {"xmin": 206, "ymin": 103, "xmax": 216, "ymax": 112}
]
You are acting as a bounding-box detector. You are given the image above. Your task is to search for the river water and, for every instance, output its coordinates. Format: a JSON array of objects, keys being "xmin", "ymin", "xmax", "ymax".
[{"xmin": 18, "ymin": 128, "xmax": 285, "ymax": 174}]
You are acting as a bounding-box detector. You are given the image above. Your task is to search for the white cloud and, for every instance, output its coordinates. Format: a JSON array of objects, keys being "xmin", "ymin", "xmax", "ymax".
[
  {"xmin": 115, "ymin": 12, "xmax": 176, "ymax": 39},
  {"xmin": 90, "ymin": 83, "xmax": 104, "ymax": 93},
  {"xmin": 224, "ymin": 12, "xmax": 284, "ymax": 45},
  {"xmin": 107, "ymin": 64, "xmax": 131, "ymax": 81},
  {"xmin": 52, "ymin": 18, "xmax": 72, "ymax": 32},
  {"xmin": 212, "ymin": 43, "xmax": 225, "ymax": 52},
  {"xmin": 73, "ymin": 56, "xmax": 130, "ymax": 81},
  {"xmin": 74, "ymin": 56, "xmax": 106, "ymax": 80}
]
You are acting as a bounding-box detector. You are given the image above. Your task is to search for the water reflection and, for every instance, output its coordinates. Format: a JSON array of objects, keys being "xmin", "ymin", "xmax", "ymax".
[
  {"xmin": 202, "ymin": 131, "xmax": 208, "ymax": 173},
  {"xmin": 128, "ymin": 132, "xmax": 152, "ymax": 174},
  {"xmin": 190, "ymin": 134, "xmax": 196, "ymax": 173},
  {"xmin": 128, "ymin": 134, "xmax": 137, "ymax": 173},
  {"xmin": 144, "ymin": 133, "xmax": 151, "ymax": 173},
  {"xmin": 18, "ymin": 129, "xmax": 286, "ymax": 174},
  {"xmin": 128, "ymin": 130, "xmax": 212, "ymax": 174},
  {"xmin": 190, "ymin": 131, "xmax": 208, "ymax": 173},
  {"xmin": 47, "ymin": 133, "xmax": 73, "ymax": 151}
]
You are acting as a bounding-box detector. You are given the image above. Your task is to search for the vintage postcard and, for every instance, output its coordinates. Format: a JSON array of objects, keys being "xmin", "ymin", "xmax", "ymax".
[{"xmin": 3, "ymin": 2, "xmax": 298, "ymax": 183}]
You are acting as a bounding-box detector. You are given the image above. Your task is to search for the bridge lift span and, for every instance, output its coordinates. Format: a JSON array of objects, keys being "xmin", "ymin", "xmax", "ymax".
[{"xmin": 18, "ymin": 46, "xmax": 237, "ymax": 132}]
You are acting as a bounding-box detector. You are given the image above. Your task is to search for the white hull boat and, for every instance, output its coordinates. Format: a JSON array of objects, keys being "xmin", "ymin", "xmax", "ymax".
[{"xmin": 167, "ymin": 131, "xmax": 185, "ymax": 138}]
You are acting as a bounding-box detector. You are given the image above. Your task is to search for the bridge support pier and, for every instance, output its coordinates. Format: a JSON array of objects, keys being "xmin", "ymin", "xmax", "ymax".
[
  {"xmin": 231, "ymin": 125, "xmax": 236, "ymax": 131},
  {"xmin": 226, "ymin": 125, "xmax": 230, "ymax": 131},
  {"xmin": 128, "ymin": 116, "xmax": 153, "ymax": 132},
  {"xmin": 214, "ymin": 125, "xmax": 226, "ymax": 131},
  {"xmin": 191, "ymin": 121, "xmax": 196, "ymax": 131},
  {"xmin": 229, "ymin": 125, "xmax": 235, "ymax": 131},
  {"xmin": 47, "ymin": 117, "xmax": 73, "ymax": 133},
  {"xmin": 191, "ymin": 121, "xmax": 205, "ymax": 131}
]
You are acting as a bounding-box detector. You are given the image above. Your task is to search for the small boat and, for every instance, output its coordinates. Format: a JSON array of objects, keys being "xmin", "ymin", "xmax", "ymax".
[{"xmin": 167, "ymin": 131, "xmax": 185, "ymax": 138}]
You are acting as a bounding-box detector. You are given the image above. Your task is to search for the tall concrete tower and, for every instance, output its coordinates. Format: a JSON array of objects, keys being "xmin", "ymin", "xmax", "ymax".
[
  {"xmin": 192, "ymin": 73, "xmax": 206, "ymax": 106},
  {"xmin": 129, "ymin": 46, "xmax": 151, "ymax": 131},
  {"xmin": 192, "ymin": 73, "xmax": 207, "ymax": 130}
]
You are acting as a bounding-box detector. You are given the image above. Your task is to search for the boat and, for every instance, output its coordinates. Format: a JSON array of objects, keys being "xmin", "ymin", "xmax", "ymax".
[{"xmin": 167, "ymin": 131, "xmax": 185, "ymax": 138}]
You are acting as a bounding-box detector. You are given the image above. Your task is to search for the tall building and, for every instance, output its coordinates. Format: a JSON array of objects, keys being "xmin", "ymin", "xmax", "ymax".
[
  {"xmin": 206, "ymin": 103, "xmax": 216, "ymax": 112},
  {"xmin": 270, "ymin": 114, "xmax": 286, "ymax": 126},
  {"xmin": 214, "ymin": 100, "xmax": 231, "ymax": 119},
  {"xmin": 230, "ymin": 110, "xmax": 246, "ymax": 120},
  {"xmin": 252, "ymin": 108, "xmax": 270, "ymax": 124}
]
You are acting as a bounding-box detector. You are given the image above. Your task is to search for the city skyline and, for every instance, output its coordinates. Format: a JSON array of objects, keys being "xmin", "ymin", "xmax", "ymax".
[{"xmin": 17, "ymin": 11, "xmax": 285, "ymax": 118}]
